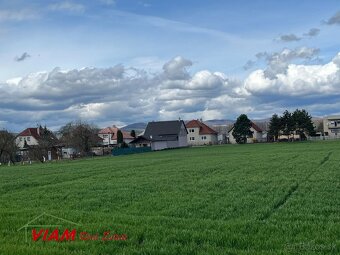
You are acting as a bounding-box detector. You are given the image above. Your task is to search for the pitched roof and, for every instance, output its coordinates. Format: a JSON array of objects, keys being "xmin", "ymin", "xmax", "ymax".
[
  {"xmin": 186, "ymin": 119, "xmax": 217, "ymax": 135},
  {"xmin": 143, "ymin": 120, "xmax": 187, "ymax": 141},
  {"xmin": 251, "ymin": 122, "xmax": 263, "ymax": 132},
  {"xmin": 98, "ymin": 126, "xmax": 134, "ymax": 139},
  {"xmin": 17, "ymin": 128, "xmax": 40, "ymax": 140},
  {"xmin": 228, "ymin": 121, "xmax": 263, "ymax": 133}
]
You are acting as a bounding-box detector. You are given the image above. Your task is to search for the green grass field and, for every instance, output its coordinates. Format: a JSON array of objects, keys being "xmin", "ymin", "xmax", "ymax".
[{"xmin": 0, "ymin": 141, "xmax": 339, "ymax": 255}]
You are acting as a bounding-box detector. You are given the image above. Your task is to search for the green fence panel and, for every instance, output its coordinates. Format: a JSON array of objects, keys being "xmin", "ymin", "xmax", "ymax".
[{"xmin": 112, "ymin": 147, "xmax": 152, "ymax": 156}]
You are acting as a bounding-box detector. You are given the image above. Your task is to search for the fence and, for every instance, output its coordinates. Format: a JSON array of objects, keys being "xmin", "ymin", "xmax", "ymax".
[
  {"xmin": 112, "ymin": 147, "xmax": 152, "ymax": 156},
  {"xmin": 308, "ymin": 136, "xmax": 340, "ymax": 141}
]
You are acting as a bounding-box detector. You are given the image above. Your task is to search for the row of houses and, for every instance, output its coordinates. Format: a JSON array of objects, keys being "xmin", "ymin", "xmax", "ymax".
[{"xmin": 14, "ymin": 115, "xmax": 340, "ymax": 160}]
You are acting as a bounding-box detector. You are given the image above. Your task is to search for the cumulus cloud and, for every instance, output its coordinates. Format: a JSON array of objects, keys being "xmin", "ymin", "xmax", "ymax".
[
  {"xmin": 0, "ymin": 57, "xmax": 246, "ymax": 130},
  {"xmin": 325, "ymin": 11, "xmax": 340, "ymax": 25},
  {"xmin": 303, "ymin": 28, "xmax": 320, "ymax": 37},
  {"xmin": 243, "ymin": 60, "xmax": 256, "ymax": 70},
  {"xmin": 244, "ymin": 53, "xmax": 340, "ymax": 98},
  {"xmin": 258, "ymin": 47, "xmax": 320, "ymax": 78},
  {"xmin": 48, "ymin": 1, "xmax": 85, "ymax": 13},
  {"xmin": 162, "ymin": 56, "xmax": 193, "ymax": 80},
  {"xmin": 277, "ymin": 33, "xmax": 301, "ymax": 42},
  {"xmin": 1, "ymin": 53, "xmax": 340, "ymax": 131},
  {"xmin": 15, "ymin": 52, "xmax": 31, "ymax": 62}
]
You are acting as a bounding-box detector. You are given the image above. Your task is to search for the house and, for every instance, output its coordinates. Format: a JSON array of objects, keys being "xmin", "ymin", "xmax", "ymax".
[
  {"xmin": 98, "ymin": 125, "xmax": 134, "ymax": 146},
  {"xmin": 15, "ymin": 127, "xmax": 60, "ymax": 161},
  {"xmin": 228, "ymin": 122, "xmax": 263, "ymax": 144},
  {"xmin": 186, "ymin": 119, "xmax": 218, "ymax": 146},
  {"xmin": 131, "ymin": 120, "xmax": 188, "ymax": 150},
  {"xmin": 323, "ymin": 115, "xmax": 340, "ymax": 138},
  {"xmin": 16, "ymin": 127, "xmax": 40, "ymax": 148}
]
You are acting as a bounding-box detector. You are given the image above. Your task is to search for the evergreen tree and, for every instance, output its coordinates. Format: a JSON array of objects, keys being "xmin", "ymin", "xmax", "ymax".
[
  {"xmin": 292, "ymin": 109, "xmax": 315, "ymax": 140},
  {"xmin": 117, "ymin": 130, "xmax": 124, "ymax": 145},
  {"xmin": 232, "ymin": 114, "xmax": 253, "ymax": 144},
  {"xmin": 280, "ymin": 110, "xmax": 294, "ymax": 140},
  {"xmin": 268, "ymin": 114, "xmax": 281, "ymax": 141}
]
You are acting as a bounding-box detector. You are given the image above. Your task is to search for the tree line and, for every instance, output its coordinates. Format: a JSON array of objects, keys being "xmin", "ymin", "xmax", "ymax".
[
  {"xmin": 231, "ymin": 109, "xmax": 315, "ymax": 144},
  {"xmin": 268, "ymin": 109, "xmax": 315, "ymax": 141},
  {"xmin": 0, "ymin": 121, "xmax": 137, "ymax": 164}
]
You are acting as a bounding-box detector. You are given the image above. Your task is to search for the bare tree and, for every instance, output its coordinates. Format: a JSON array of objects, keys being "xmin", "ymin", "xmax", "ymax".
[
  {"xmin": 59, "ymin": 121, "xmax": 100, "ymax": 156},
  {"xmin": 28, "ymin": 126, "xmax": 59, "ymax": 163}
]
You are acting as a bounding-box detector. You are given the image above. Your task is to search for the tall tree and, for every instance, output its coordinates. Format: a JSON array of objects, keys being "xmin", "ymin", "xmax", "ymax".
[
  {"xmin": 59, "ymin": 121, "xmax": 100, "ymax": 156},
  {"xmin": 117, "ymin": 130, "xmax": 123, "ymax": 145},
  {"xmin": 130, "ymin": 129, "xmax": 136, "ymax": 138},
  {"xmin": 268, "ymin": 114, "xmax": 281, "ymax": 141},
  {"xmin": 292, "ymin": 109, "xmax": 315, "ymax": 140},
  {"xmin": 0, "ymin": 130, "xmax": 17, "ymax": 164},
  {"xmin": 232, "ymin": 114, "xmax": 253, "ymax": 144},
  {"xmin": 280, "ymin": 110, "xmax": 294, "ymax": 140}
]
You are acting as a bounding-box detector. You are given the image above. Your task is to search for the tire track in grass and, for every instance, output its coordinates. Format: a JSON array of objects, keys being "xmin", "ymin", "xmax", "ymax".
[
  {"xmin": 258, "ymin": 183, "xmax": 299, "ymax": 221},
  {"xmin": 258, "ymin": 151, "xmax": 333, "ymax": 221}
]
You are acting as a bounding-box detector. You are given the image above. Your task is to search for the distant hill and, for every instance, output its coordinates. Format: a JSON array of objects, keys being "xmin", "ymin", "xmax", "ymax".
[
  {"xmin": 204, "ymin": 119, "xmax": 234, "ymax": 126},
  {"xmin": 121, "ymin": 122, "xmax": 147, "ymax": 131}
]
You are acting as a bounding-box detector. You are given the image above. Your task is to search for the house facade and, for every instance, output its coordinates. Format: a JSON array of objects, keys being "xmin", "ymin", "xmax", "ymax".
[
  {"xmin": 323, "ymin": 115, "xmax": 340, "ymax": 138},
  {"xmin": 186, "ymin": 119, "xmax": 218, "ymax": 146},
  {"xmin": 16, "ymin": 128, "xmax": 40, "ymax": 148},
  {"xmin": 131, "ymin": 120, "xmax": 188, "ymax": 150},
  {"xmin": 228, "ymin": 122, "xmax": 263, "ymax": 144},
  {"xmin": 15, "ymin": 127, "xmax": 60, "ymax": 161},
  {"xmin": 98, "ymin": 126, "xmax": 134, "ymax": 146}
]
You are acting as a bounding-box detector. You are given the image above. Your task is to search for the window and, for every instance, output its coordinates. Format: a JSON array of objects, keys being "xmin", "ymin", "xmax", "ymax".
[
  {"xmin": 201, "ymin": 136, "xmax": 206, "ymax": 140},
  {"xmin": 103, "ymin": 134, "xmax": 108, "ymax": 138},
  {"xmin": 189, "ymin": 129, "xmax": 195, "ymax": 133},
  {"xmin": 27, "ymin": 137, "xmax": 31, "ymax": 141},
  {"xmin": 190, "ymin": 137, "xmax": 195, "ymax": 141},
  {"xmin": 19, "ymin": 137, "xmax": 22, "ymax": 141}
]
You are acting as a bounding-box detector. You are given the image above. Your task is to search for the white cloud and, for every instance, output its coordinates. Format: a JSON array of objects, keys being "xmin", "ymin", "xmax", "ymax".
[
  {"xmin": 162, "ymin": 56, "xmax": 192, "ymax": 80},
  {"xmin": 1, "ymin": 53, "xmax": 340, "ymax": 131},
  {"xmin": 245, "ymin": 54, "xmax": 340, "ymax": 97}
]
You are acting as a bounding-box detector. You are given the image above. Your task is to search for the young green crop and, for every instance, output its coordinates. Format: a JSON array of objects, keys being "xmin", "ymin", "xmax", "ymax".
[{"xmin": 0, "ymin": 141, "xmax": 339, "ymax": 254}]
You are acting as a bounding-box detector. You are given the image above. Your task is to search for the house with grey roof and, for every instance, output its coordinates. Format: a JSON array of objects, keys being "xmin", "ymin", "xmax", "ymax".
[{"xmin": 131, "ymin": 120, "xmax": 188, "ymax": 150}]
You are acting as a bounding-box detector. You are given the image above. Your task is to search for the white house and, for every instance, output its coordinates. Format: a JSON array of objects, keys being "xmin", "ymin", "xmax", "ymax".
[
  {"xmin": 131, "ymin": 120, "xmax": 188, "ymax": 151},
  {"xmin": 186, "ymin": 119, "xmax": 218, "ymax": 146},
  {"xmin": 16, "ymin": 127, "xmax": 41, "ymax": 148},
  {"xmin": 98, "ymin": 125, "xmax": 134, "ymax": 146},
  {"xmin": 228, "ymin": 122, "xmax": 263, "ymax": 144}
]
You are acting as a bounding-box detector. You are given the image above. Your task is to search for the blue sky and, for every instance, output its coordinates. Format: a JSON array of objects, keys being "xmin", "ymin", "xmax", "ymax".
[{"xmin": 0, "ymin": 0, "xmax": 340, "ymax": 131}]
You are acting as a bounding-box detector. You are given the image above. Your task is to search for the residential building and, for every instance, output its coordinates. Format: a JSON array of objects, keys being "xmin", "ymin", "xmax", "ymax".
[
  {"xmin": 323, "ymin": 115, "xmax": 340, "ymax": 138},
  {"xmin": 98, "ymin": 125, "xmax": 134, "ymax": 146},
  {"xmin": 16, "ymin": 127, "xmax": 40, "ymax": 148},
  {"xmin": 131, "ymin": 120, "xmax": 188, "ymax": 150},
  {"xmin": 228, "ymin": 122, "xmax": 263, "ymax": 144},
  {"xmin": 15, "ymin": 127, "xmax": 60, "ymax": 161},
  {"xmin": 186, "ymin": 119, "xmax": 218, "ymax": 146}
]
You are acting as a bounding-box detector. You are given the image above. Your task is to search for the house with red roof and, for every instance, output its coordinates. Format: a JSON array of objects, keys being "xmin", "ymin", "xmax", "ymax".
[
  {"xmin": 16, "ymin": 127, "xmax": 41, "ymax": 148},
  {"xmin": 98, "ymin": 125, "xmax": 134, "ymax": 146},
  {"xmin": 186, "ymin": 119, "xmax": 218, "ymax": 146},
  {"xmin": 228, "ymin": 122, "xmax": 263, "ymax": 144}
]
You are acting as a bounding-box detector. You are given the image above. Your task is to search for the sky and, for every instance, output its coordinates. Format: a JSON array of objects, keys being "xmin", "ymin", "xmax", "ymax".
[{"xmin": 0, "ymin": 0, "xmax": 340, "ymax": 131}]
